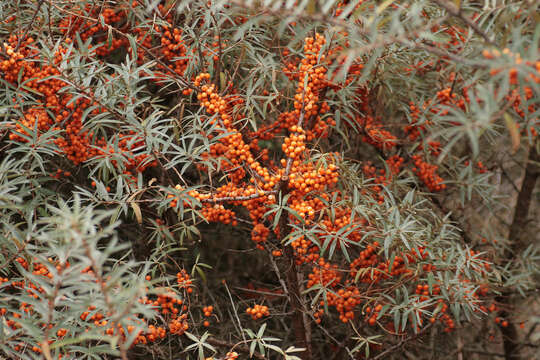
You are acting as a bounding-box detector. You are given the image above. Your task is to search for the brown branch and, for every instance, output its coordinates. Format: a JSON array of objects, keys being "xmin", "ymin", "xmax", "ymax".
[
  {"xmin": 264, "ymin": 81, "xmax": 311, "ymax": 358},
  {"xmin": 371, "ymin": 323, "xmax": 434, "ymax": 360},
  {"xmin": 432, "ymin": 0, "xmax": 495, "ymax": 45},
  {"xmin": 265, "ymin": 244, "xmax": 291, "ymax": 299},
  {"xmin": 496, "ymin": 140, "xmax": 540, "ymax": 360},
  {"xmin": 413, "ymin": 43, "xmax": 486, "ymax": 67},
  {"xmin": 504, "ymin": 141, "xmax": 540, "ymax": 259},
  {"xmin": 277, "ymin": 177, "xmax": 311, "ymax": 357},
  {"xmin": 207, "ymin": 7, "xmax": 223, "ymax": 89},
  {"xmin": 273, "ymin": 91, "xmax": 311, "ymax": 356},
  {"xmin": 45, "ymin": 0, "xmax": 199, "ymax": 92},
  {"xmin": 206, "ymin": 338, "xmax": 266, "ymax": 360},
  {"xmin": 41, "ymin": 263, "xmax": 63, "ymax": 360},
  {"xmin": 14, "ymin": 0, "xmax": 45, "ymax": 52},
  {"xmin": 282, "ymin": 235, "xmax": 311, "ymax": 359},
  {"xmin": 234, "ymin": 286, "xmax": 286, "ymax": 298},
  {"xmin": 80, "ymin": 235, "xmax": 128, "ymax": 360},
  {"xmin": 279, "ymin": 86, "xmax": 307, "ymax": 187},
  {"xmin": 200, "ymin": 190, "xmax": 276, "ymax": 204}
]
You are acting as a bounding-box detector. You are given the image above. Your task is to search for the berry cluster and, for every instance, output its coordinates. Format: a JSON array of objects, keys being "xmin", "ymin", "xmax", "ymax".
[
  {"xmin": 360, "ymin": 116, "xmax": 398, "ymax": 151},
  {"xmin": 2, "ymin": 35, "xmax": 156, "ymax": 181},
  {"xmin": 251, "ymin": 223, "xmax": 270, "ymax": 249},
  {"xmin": 58, "ymin": 5, "xmax": 128, "ymax": 57},
  {"xmin": 246, "ymin": 304, "xmax": 270, "ymax": 320},
  {"xmin": 202, "ymin": 305, "xmax": 214, "ymax": 327},
  {"xmin": 411, "ymin": 155, "xmax": 446, "ymax": 191}
]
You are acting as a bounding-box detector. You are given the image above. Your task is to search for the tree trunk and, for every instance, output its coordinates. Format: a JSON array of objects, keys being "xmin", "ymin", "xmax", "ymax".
[
  {"xmin": 278, "ymin": 179, "xmax": 312, "ymax": 360},
  {"xmin": 498, "ymin": 141, "xmax": 539, "ymax": 360}
]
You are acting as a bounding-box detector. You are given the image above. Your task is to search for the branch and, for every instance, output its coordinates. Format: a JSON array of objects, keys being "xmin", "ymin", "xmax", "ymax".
[
  {"xmin": 496, "ymin": 140, "xmax": 540, "ymax": 360},
  {"xmin": 273, "ymin": 86, "xmax": 311, "ymax": 358},
  {"xmin": 413, "ymin": 43, "xmax": 486, "ymax": 67},
  {"xmin": 80, "ymin": 236, "xmax": 128, "ymax": 360},
  {"xmin": 14, "ymin": 0, "xmax": 45, "ymax": 52},
  {"xmin": 371, "ymin": 323, "xmax": 434, "ymax": 360},
  {"xmin": 45, "ymin": 0, "xmax": 199, "ymax": 92},
  {"xmin": 279, "ymin": 87, "xmax": 307, "ymax": 186},
  {"xmin": 206, "ymin": 338, "xmax": 266, "ymax": 360},
  {"xmin": 432, "ymin": 0, "xmax": 495, "ymax": 45},
  {"xmin": 504, "ymin": 141, "xmax": 540, "ymax": 259},
  {"xmin": 200, "ymin": 190, "xmax": 276, "ymax": 204}
]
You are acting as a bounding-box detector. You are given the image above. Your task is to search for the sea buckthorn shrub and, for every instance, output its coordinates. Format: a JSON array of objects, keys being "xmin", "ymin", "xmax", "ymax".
[{"xmin": 0, "ymin": 1, "xmax": 539, "ymax": 359}]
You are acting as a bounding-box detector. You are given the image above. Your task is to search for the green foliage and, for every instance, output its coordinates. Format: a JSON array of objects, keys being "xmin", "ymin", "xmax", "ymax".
[{"xmin": 0, "ymin": 0, "xmax": 538, "ymax": 359}]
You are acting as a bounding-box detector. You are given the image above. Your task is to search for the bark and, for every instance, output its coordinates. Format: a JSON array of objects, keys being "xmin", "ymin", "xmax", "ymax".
[
  {"xmin": 498, "ymin": 141, "xmax": 540, "ymax": 360},
  {"xmin": 284, "ymin": 244, "xmax": 312, "ymax": 359},
  {"xmin": 278, "ymin": 179, "xmax": 312, "ymax": 360}
]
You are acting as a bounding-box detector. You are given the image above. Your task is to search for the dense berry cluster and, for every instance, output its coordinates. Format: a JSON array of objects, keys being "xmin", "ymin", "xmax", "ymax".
[
  {"xmin": 164, "ymin": 33, "xmax": 498, "ymax": 340},
  {"xmin": 168, "ymin": 34, "xmax": 341, "ymax": 237}
]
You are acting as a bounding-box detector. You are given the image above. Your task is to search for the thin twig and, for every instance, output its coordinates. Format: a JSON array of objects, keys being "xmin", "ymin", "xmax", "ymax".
[
  {"xmin": 200, "ymin": 190, "xmax": 277, "ymax": 204},
  {"xmin": 371, "ymin": 323, "xmax": 434, "ymax": 360},
  {"xmin": 206, "ymin": 338, "xmax": 266, "ymax": 360},
  {"xmin": 432, "ymin": 0, "xmax": 495, "ymax": 45},
  {"xmin": 80, "ymin": 235, "xmax": 129, "ymax": 360},
  {"xmin": 14, "ymin": 0, "xmax": 45, "ymax": 52}
]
